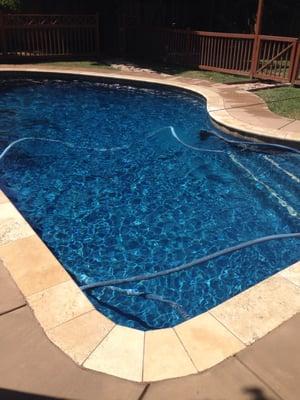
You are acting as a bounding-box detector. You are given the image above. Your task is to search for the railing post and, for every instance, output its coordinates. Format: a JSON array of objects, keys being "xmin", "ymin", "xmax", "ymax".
[
  {"xmin": 250, "ymin": 0, "xmax": 264, "ymax": 79},
  {"xmin": 250, "ymin": 35, "xmax": 260, "ymax": 79},
  {"xmin": 290, "ymin": 40, "xmax": 300, "ymax": 85}
]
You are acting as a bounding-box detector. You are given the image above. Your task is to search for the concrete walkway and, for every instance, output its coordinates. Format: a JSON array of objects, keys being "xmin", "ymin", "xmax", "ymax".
[{"xmin": 0, "ymin": 261, "xmax": 299, "ymax": 400}]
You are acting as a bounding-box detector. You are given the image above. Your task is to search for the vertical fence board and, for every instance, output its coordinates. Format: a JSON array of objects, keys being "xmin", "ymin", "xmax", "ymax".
[{"xmin": 0, "ymin": 13, "xmax": 99, "ymax": 60}]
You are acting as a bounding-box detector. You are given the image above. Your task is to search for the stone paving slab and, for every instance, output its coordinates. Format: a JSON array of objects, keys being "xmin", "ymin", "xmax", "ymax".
[
  {"xmin": 0, "ymin": 306, "xmax": 146, "ymax": 400},
  {"xmin": 0, "ymin": 259, "xmax": 299, "ymax": 400},
  {"xmin": 143, "ymin": 357, "xmax": 281, "ymax": 400},
  {"xmin": 0, "ymin": 260, "xmax": 26, "ymax": 315},
  {"xmin": 237, "ymin": 313, "xmax": 300, "ymax": 400}
]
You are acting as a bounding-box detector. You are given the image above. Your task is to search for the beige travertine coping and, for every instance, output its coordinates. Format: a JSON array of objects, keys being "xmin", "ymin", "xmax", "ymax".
[
  {"xmin": 0, "ymin": 202, "xmax": 35, "ymax": 245},
  {"xmin": 0, "ymin": 236, "xmax": 70, "ymax": 296},
  {"xmin": 175, "ymin": 312, "xmax": 245, "ymax": 372},
  {"xmin": 0, "ymin": 65, "xmax": 299, "ymax": 142},
  {"xmin": 0, "ymin": 190, "xmax": 9, "ymax": 204},
  {"xmin": 46, "ymin": 310, "xmax": 115, "ymax": 364},
  {"xmin": 0, "ymin": 68, "xmax": 299, "ymax": 382},
  {"xmin": 143, "ymin": 328, "xmax": 197, "ymax": 381},
  {"xmin": 27, "ymin": 280, "xmax": 94, "ymax": 330},
  {"xmin": 278, "ymin": 261, "xmax": 300, "ymax": 287},
  {"xmin": 84, "ymin": 325, "xmax": 144, "ymax": 382},
  {"xmin": 210, "ymin": 275, "xmax": 300, "ymax": 345}
]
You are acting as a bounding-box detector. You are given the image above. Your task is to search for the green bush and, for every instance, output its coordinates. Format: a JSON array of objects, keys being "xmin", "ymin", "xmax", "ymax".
[{"xmin": 0, "ymin": 0, "xmax": 21, "ymax": 11}]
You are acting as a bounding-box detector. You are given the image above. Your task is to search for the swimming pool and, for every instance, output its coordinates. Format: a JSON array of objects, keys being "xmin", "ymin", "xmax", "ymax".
[{"xmin": 0, "ymin": 74, "xmax": 299, "ymax": 330}]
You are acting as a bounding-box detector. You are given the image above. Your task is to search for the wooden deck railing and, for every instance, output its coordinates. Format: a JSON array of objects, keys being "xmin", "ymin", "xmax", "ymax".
[
  {"xmin": 0, "ymin": 13, "xmax": 99, "ymax": 60},
  {"xmin": 125, "ymin": 27, "xmax": 300, "ymax": 84},
  {"xmin": 1, "ymin": 15, "xmax": 299, "ymax": 85}
]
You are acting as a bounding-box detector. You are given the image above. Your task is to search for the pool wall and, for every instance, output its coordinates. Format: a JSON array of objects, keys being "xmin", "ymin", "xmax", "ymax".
[{"xmin": 0, "ymin": 68, "xmax": 299, "ymax": 382}]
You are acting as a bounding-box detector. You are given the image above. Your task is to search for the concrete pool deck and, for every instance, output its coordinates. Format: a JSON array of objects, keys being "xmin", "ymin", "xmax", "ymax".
[
  {"xmin": 0, "ymin": 262, "xmax": 299, "ymax": 400},
  {"xmin": 0, "ymin": 65, "xmax": 299, "ymax": 390}
]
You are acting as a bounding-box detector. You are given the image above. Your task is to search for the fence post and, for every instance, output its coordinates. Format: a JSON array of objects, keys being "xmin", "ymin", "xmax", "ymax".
[
  {"xmin": 250, "ymin": 35, "xmax": 260, "ymax": 79},
  {"xmin": 290, "ymin": 40, "xmax": 300, "ymax": 85},
  {"xmin": 250, "ymin": 0, "xmax": 264, "ymax": 79},
  {"xmin": 0, "ymin": 11, "xmax": 6, "ymax": 57}
]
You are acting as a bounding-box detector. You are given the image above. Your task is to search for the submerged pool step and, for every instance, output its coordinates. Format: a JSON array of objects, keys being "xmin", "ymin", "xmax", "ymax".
[
  {"xmin": 229, "ymin": 153, "xmax": 300, "ymax": 220},
  {"xmin": 263, "ymin": 155, "xmax": 300, "ymax": 184}
]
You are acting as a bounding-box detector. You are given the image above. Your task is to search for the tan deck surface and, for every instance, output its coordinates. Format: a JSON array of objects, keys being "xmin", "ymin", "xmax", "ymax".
[{"xmin": 0, "ymin": 260, "xmax": 299, "ymax": 400}]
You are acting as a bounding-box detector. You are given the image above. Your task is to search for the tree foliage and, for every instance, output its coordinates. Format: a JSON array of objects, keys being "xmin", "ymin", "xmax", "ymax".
[{"xmin": 0, "ymin": 0, "xmax": 21, "ymax": 11}]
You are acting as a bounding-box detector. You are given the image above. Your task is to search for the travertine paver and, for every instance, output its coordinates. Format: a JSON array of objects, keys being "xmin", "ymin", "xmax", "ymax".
[
  {"xmin": 1, "ymin": 266, "xmax": 299, "ymax": 400},
  {"xmin": 0, "ymin": 307, "xmax": 146, "ymax": 400},
  {"xmin": 211, "ymin": 275, "xmax": 300, "ymax": 345},
  {"xmin": 175, "ymin": 312, "xmax": 245, "ymax": 372},
  {"xmin": 27, "ymin": 280, "xmax": 94, "ymax": 330},
  {"xmin": 143, "ymin": 328, "xmax": 197, "ymax": 382},
  {"xmin": 0, "ymin": 202, "xmax": 35, "ymax": 245},
  {"xmin": 0, "ymin": 218, "xmax": 34, "ymax": 246},
  {"xmin": 84, "ymin": 325, "xmax": 144, "ymax": 382},
  {"xmin": 279, "ymin": 261, "xmax": 300, "ymax": 286},
  {"xmin": 0, "ymin": 190, "xmax": 9, "ymax": 204},
  {"xmin": 0, "ymin": 235, "xmax": 70, "ymax": 296},
  {"xmin": 46, "ymin": 310, "xmax": 115, "ymax": 364}
]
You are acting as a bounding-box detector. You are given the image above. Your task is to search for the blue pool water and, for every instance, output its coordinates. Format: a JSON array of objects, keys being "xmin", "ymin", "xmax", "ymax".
[{"xmin": 0, "ymin": 74, "xmax": 299, "ymax": 330}]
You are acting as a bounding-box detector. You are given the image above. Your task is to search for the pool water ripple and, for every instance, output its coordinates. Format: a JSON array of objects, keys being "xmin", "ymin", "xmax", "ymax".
[{"xmin": 0, "ymin": 77, "xmax": 299, "ymax": 329}]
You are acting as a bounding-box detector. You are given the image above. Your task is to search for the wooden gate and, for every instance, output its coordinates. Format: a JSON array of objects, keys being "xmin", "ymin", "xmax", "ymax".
[
  {"xmin": 0, "ymin": 13, "xmax": 100, "ymax": 60},
  {"xmin": 125, "ymin": 26, "xmax": 300, "ymax": 84},
  {"xmin": 251, "ymin": 35, "xmax": 299, "ymax": 82},
  {"xmin": 291, "ymin": 41, "xmax": 300, "ymax": 85}
]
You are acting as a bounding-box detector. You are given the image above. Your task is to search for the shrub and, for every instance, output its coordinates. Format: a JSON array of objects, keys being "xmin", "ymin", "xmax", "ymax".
[{"xmin": 0, "ymin": 0, "xmax": 21, "ymax": 12}]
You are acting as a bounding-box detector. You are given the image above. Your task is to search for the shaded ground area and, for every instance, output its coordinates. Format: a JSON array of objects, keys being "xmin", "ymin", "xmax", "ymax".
[{"xmin": 0, "ymin": 260, "xmax": 299, "ymax": 400}]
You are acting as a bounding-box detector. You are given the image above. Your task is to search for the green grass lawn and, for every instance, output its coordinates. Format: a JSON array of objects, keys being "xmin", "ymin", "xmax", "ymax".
[
  {"xmin": 256, "ymin": 86, "xmax": 300, "ymax": 120},
  {"xmin": 174, "ymin": 69, "xmax": 250, "ymax": 83},
  {"xmin": 32, "ymin": 60, "xmax": 249, "ymax": 84}
]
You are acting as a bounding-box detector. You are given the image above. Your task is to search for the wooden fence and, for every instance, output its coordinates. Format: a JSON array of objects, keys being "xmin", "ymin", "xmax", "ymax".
[
  {"xmin": 125, "ymin": 27, "xmax": 300, "ymax": 84},
  {"xmin": 0, "ymin": 13, "xmax": 99, "ymax": 60},
  {"xmin": 0, "ymin": 15, "xmax": 299, "ymax": 85}
]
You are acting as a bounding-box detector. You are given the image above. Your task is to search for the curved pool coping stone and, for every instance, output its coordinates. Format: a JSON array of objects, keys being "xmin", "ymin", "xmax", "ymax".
[
  {"xmin": 0, "ymin": 65, "xmax": 300, "ymax": 143},
  {"xmin": 0, "ymin": 68, "xmax": 299, "ymax": 383}
]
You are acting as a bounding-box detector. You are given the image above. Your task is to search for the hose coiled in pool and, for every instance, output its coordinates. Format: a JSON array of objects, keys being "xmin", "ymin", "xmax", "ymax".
[
  {"xmin": 1, "ymin": 127, "xmax": 299, "ymax": 161},
  {"xmin": 200, "ymin": 129, "xmax": 300, "ymax": 155},
  {"xmin": 80, "ymin": 233, "xmax": 300, "ymax": 291},
  {"xmin": 0, "ymin": 136, "xmax": 129, "ymax": 161},
  {"xmin": 104, "ymin": 286, "xmax": 190, "ymax": 320},
  {"xmin": 149, "ymin": 126, "xmax": 300, "ymax": 155}
]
